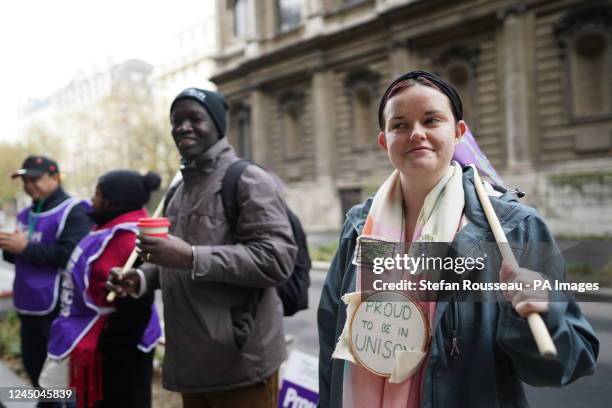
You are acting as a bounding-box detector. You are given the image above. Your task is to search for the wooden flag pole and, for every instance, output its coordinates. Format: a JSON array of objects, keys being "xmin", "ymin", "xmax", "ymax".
[
  {"xmin": 470, "ymin": 165, "xmax": 557, "ymax": 358},
  {"xmin": 106, "ymin": 171, "xmax": 182, "ymax": 302}
]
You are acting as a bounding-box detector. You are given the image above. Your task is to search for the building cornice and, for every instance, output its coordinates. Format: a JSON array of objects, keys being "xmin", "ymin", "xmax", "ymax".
[{"xmin": 211, "ymin": 0, "xmax": 521, "ymax": 86}]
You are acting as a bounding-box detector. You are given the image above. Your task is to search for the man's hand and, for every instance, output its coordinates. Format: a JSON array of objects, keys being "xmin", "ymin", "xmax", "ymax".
[
  {"xmin": 500, "ymin": 260, "xmax": 550, "ymax": 318},
  {"xmin": 105, "ymin": 267, "xmax": 141, "ymax": 298},
  {"xmin": 0, "ymin": 231, "xmax": 29, "ymax": 254},
  {"xmin": 137, "ymin": 234, "xmax": 193, "ymax": 270}
]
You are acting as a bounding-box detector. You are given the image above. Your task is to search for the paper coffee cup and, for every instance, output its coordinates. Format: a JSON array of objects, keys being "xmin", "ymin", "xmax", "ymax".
[{"xmin": 137, "ymin": 217, "xmax": 171, "ymax": 239}]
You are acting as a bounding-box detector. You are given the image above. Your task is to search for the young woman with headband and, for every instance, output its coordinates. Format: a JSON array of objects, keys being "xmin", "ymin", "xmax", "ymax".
[{"xmin": 317, "ymin": 70, "xmax": 598, "ymax": 408}]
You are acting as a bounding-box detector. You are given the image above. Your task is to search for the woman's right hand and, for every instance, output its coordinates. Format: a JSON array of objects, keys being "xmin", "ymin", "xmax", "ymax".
[
  {"xmin": 105, "ymin": 267, "xmax": 141, "ymax": 297},
  {"xmin": 499, "ymin": 260, "xmax": 550, "ymax": 318}
]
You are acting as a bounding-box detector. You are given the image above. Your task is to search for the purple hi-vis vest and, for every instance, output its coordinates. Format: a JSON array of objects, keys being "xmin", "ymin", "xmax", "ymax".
[
  {"xmin": 14, "ymin": 198, "xmax": 89, "ymax": 315},
  {"xmin": 48, "ymin": 222, "xmax": 161, "ymax": 358},
  {"xmin": 48, "ymin": 223, "xmax": 162, "ymax": 359}
]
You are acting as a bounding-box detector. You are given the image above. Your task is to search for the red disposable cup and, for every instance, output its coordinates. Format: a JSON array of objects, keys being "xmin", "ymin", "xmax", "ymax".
[{"xmin": 137, "ymin": 217, "xmax": 171, "ymax": 239}]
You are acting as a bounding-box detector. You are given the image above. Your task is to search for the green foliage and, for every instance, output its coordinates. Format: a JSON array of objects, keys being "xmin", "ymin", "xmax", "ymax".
[
  {"xmin": 600, "ymin": 262, "xmax": 612, "ymax": 287},
  {"xmin": 549, "ymin": 172, "xmax": 612, "ymax": 192},
  {"xmin": 0, "ymin": 142, "xmax": 28, "ymax": 203},
  {"xmin": 311, "ymin": 241, "xmax": 339, "ymax": 262},
  {"xmin": 0, "ymin": 311, "xmax": 21, "ymax": 359},
  {"xmin": 567, "ymin": 261, "xmax": 612, "ymax": 287},
  {"xmin": 555, "ymin": 234, "xmax": 612, "ymax": 241},
  {"xmin": 566, "ymin": 262, "xmax": 597, "ymax": 277},
  {"xmin": 153, "ymin": 345, "xmax": 165, "ymax": 371}
]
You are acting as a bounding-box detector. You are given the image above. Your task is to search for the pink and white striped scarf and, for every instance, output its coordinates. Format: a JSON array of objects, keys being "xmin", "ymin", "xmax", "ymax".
[{"xmin": 335, "ymin": 162, "xmax": 465, "ymax": 408}]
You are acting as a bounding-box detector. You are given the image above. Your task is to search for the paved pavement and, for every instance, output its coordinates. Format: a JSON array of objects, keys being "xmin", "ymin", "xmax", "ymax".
[
  {"xmin": 525, "ymin": 300, "xmax": 612, "ymax": 407},
  {"xmin": 0, "ymin": 347, "xmax": 34, "ymax": 408}
]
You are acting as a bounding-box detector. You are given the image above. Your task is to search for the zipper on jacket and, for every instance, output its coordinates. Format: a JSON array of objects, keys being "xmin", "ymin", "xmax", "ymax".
[{"xmin": 449, "ymin": 301, "xmax": 460, "ymax": 360}]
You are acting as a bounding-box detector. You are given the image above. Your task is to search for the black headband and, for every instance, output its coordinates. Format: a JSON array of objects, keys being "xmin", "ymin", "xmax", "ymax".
[{"xmin": 378, "ymin": 70, "xmax": 463, "ymax": 130}]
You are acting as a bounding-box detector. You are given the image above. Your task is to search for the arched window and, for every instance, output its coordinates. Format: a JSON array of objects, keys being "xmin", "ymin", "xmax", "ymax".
[
  {"xmin": 231, "ymin": 103, "xmax": 251, "ymax": 159},
  {"xmin": 345, "ymin": 70, "xmax": 380, "ymax": 148},
  {"xmin": 555, "ymin": 4, "xmax": 612, "ymax": 120},
  {"xmin": 343, "ymin": 0, "xmax": 366, "ymax": 6},
  {"xmin": 237, "ymin": 116, "xmax": 251, "ymax": 159},
  {"xmin": 435, "ymin": 46, "xmax": 480, "ymax": 128},
  {"xmin": 353, "ymin": 87, "xmax": 375, "ymax": 146},
  {"xmin": 277, "ymin": 0, "xmax": 302, "ymax": 32},
  {"xmin": 339, "ymin": 188, "xmax": 362, "ymax": 218},
  {"xmin": 279, "ymin": 91, "xmax": 305, "ymax": 159},
  {"xmin": 285, "ymin": 107, "xmax": 300, "ymax": 157},
  {"xmin": 446, "ymin": 63, "xmax": 473, "ymax": 123},
  {"xmin": 571, "ymin": 31, "xmax": 610, "ymax": 116},
  {"xmin": 233, "ymin": 0, "xmax": 248, "ymax": 38}
]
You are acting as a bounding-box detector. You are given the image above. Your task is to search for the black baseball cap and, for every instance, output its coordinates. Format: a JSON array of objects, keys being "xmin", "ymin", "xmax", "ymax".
[{"xmin": 11, "ymin": 156, "xmax": 60, "ymax": 179}]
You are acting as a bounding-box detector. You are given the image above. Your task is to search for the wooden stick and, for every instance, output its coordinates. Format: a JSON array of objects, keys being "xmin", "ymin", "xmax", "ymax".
[
  {"xmin": 470, "ymin": 165, "xmax": 557, "ymax": 358},
  {"xmin": 106, "ymin": 171, "xmax": 182, "ymax": 302}
]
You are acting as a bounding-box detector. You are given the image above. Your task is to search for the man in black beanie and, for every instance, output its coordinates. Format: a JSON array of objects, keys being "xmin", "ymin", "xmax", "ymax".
[
  {"xmin": 107, "ymin": 88, "xmax": 297, "ymax": 408},
  {"xmin": 169, "ymin": 88, "xmax": 229, "ymax": 161}
]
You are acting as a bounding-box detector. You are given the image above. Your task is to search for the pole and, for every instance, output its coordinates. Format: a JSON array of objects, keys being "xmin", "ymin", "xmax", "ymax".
[{"xmin": 470, "ymin": 165, "xmax": 557, "ymax": 358}]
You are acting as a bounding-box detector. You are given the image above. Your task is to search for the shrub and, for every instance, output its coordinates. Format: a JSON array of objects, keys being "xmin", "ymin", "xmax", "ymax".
[
  {"xmin": 0, "ymin": 311, "xmax": 21, "ymax": 359},
  {"xmin": 311, "ymin": 241, "xmax": 339, "ymax": 262}
]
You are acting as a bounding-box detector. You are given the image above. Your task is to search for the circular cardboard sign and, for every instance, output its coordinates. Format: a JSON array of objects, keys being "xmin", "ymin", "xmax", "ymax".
[{"xmin": 349, "ymin": 291, "xmax": 429, "ymax": 377}]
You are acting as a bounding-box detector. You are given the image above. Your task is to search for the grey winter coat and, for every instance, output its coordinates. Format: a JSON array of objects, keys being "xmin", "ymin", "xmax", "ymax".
[{"xmin": 142, "ymin": 138, "xmax": 297, "ymax": 392}]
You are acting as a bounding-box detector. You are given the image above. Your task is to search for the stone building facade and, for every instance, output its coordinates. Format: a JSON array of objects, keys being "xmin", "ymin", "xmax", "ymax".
[{"xmin": 211, "ymin": 0, "xmax": 612, "ymax": 237}]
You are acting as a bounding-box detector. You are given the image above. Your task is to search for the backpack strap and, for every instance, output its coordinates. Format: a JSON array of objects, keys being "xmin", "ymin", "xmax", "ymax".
[
  {"xmin": 221, "ymin": 159, "xmax": 263, "ymax": 332},
  {"xmin": 163, "ymin": 180, "xmax": 183, "ymax": 216},
  {"xmin": 221, "ymin": 159, "xmax": 253, "ymax": 229}
]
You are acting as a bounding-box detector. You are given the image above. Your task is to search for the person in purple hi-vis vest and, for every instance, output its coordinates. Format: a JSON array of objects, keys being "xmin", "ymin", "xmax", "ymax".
[
  {"xmin": 46, "ymin": 169, "xmax": 162, "ymax": 408},
  {"xmin": 0, "ymin": 156, "xmax": 93, "ymax": 393}
]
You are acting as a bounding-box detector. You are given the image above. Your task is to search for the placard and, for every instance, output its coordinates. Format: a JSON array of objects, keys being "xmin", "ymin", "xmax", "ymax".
[
  {"xmin": 349, "ymin": 291, "xmax": 429, "ymax": 376},
  {"xmin": 279, "ymin": 350, "xmax": 319, "ymax": 408}
]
